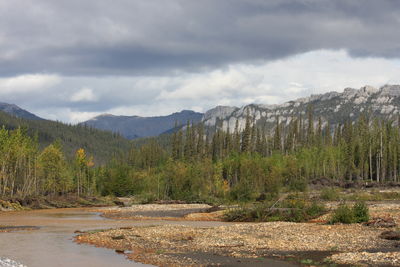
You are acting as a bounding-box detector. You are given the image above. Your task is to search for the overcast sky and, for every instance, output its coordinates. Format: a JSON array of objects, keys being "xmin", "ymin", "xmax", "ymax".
[{"xmin": 1, "ymin": 0, "xmax": 400, "ymax": 123}]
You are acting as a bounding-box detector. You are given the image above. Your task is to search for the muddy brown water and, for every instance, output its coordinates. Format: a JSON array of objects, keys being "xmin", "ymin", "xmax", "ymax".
[{"xmin": 0, "ymin": 208, "xmax": 297, "ymax": 267}]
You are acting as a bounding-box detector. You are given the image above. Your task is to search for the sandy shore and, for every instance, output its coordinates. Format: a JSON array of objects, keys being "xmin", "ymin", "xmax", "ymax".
[{"xmin": 76, "ymin": 202, "xmax": 400, "ymax": 266}]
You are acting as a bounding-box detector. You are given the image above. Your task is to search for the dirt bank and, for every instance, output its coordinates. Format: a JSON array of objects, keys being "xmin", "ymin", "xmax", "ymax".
[{"xmin": 0, "ymin": 196, "xmax": 117, "ymax": 211}]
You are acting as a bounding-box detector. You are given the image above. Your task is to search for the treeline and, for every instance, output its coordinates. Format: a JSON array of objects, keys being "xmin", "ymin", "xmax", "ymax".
[
  {"xmin": 103, "ymin": 109, "xmax": 400, "ymax": 202},
  {"xmin": 3, "ymin": 108, "xmax": 400, "ymax": 202},
  {"xmin": 170, "ymin": 110, "xmax": 400, "ymax": 183}
]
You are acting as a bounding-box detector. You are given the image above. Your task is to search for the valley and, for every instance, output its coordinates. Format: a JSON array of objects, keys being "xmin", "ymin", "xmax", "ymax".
[{"xmin": 2, "ymin": 1, "xmax": 400, "ymax": 266}]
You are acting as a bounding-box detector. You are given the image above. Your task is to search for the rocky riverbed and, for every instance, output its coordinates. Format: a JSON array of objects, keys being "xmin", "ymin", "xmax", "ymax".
[
  {"xmin": 2, "ymin": 201, "xmax": 399, "ymax": 266},
  {"xmin": 77, "ymin": 202, "xmax": 400, "ymax": 266}
]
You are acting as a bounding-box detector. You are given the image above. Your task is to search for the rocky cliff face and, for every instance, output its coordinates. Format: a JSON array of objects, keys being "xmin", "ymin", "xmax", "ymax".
[
  {"xmin": 82, "ymin": 110, "xmax": 203, "ymax": 139},
  {"xmin": 202, "ymin": 85, "xmax": 400, "ymax": 132}
]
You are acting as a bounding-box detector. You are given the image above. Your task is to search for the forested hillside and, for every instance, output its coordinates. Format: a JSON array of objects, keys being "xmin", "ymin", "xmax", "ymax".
[{"xmin": 0, "ymin": 111, "xmax": 131, "ymax": 162}]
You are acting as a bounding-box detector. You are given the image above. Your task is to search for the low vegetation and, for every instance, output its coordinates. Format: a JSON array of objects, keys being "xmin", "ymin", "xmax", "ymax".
[
  {"xmin": 320, "ymin": 187, "xmax": 341, "ymax": 201},
  {"xmin": 329, "ymin": 201, "xmax": 369, "ymax": 224},
  {"xmin": 224, "ymin": 195, "xmax": 327, "ymax": 222},
  {"xmin": 345, "ymin": 190, "xmax": 400, "ymax": 201}
]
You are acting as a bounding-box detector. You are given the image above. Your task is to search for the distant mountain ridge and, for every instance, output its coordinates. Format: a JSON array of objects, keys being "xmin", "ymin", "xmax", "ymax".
[
  {"xmin": 202, "ymin": 85, "xmax": 400, "ymax": 133},
  {"xmin": 82, "ymin": 110, "xmax": 203, "ymax": 139},
  {"xmin": 0, "ymin": 102, "xmax": 43, "ymax": 120},
  {"xmin": 3, "ymin": 84, "xmax": 400, "ymax": 143}
]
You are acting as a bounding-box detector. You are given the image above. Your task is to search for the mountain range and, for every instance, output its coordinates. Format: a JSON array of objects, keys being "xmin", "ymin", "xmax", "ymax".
[
  {"xmin": 2, "ymin": 84, "xmax": 400, "ymax": 141},
  {"xmin": 203, "ymin": 84, "xmax": 400, "ymax": 132},
  {"xmin": 81, "ymin": 110, "xmax": 203, "ymax": 139}
]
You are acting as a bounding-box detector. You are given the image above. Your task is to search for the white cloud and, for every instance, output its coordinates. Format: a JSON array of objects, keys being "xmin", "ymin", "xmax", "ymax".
[
  {"xmin": 36, "ymin": 108, "xmax": 101, "ymax": 124},
  {"xmin": 5, "ymin": 50, "xmax": 400, "ymax": 123},
  {"xmin": 70, "ymin": 87, "xmax": 97, "ymax": 102},
  {"xmin": 68, "ymin": 111, "xmax": 100, "ymax": 123},
  {"xmin": 156, "ymin": 49, "xmax": 400, "ymax": 109},
  {"xmin": 0, "ymin": 74, "xmax": 60, "ymax": 95}
]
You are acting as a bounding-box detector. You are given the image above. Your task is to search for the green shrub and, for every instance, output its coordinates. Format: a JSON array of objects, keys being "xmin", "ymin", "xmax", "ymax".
[
  {"xmin": 329, "ymin": 204, "xmax": 355, "ymax": 224},
  {"xmin": 229, "ymin": 184, "xmax": 254, "ymax": 202},
  {"xmin": 329, "ymin": 201, "xmax": 370, "ymax": 224},
  {"xmin": 352, "ymin": 201, "xmax": 369, "ymax": 223},
  {"xmin": 306, "ymin": 201, "xmax": 327, "ymax": 218}
]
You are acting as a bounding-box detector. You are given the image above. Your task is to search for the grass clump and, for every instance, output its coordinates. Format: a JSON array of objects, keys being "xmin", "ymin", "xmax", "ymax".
[{"xmin": 329, "ymin": 201, "xmax": 369, "ymax": 224}]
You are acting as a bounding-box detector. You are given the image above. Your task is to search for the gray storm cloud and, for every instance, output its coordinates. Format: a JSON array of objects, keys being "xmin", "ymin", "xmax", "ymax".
[
  {"xmin": 0, "ymin": 0, "xmax": 400, "ymax": 76},
  {"xmin": 1, "ymin": 1, "xmax": 400, "ymax": 123}
]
